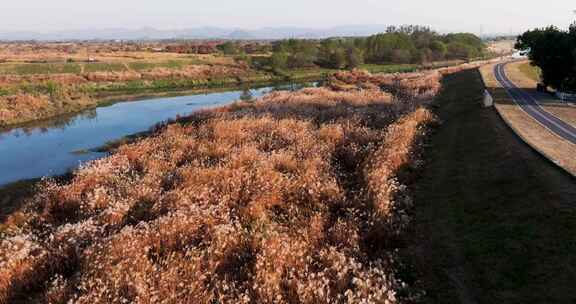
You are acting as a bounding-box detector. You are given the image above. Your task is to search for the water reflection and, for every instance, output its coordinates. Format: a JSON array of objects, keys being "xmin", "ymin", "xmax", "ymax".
[{"xmin": 0, "ymin": 108, "xmax": 98, "ymax": 138}]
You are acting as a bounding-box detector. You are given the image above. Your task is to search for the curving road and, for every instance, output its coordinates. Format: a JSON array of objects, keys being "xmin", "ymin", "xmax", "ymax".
[{"xmin": 494, "ymin": 62, "xmax": 576, "ymax": 144}]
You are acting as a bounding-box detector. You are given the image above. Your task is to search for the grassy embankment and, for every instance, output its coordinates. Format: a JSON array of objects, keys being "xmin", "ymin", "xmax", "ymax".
[
  {"xmin": 517, "ymin": 61, "xmax": 541, "ymax": 82},
  {"xmin": 414, "ymin": 69, "xmax": 576, "ymax": 303}
]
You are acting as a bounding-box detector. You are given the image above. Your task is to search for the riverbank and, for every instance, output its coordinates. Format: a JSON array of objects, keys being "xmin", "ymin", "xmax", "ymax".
[
  {"xmin": 1, "ymin": 59, "xmax": 501, "ymax": 187},
  {"xmin": 413, "ymin": 69, "xmax": 576, "ymax": 303},
  {"xmin": 0, "ymin": 59, "xmax": 485, "ymax": 128},
  {"xmin": 0, "ymin": 85, "xmax": 283, "ymax": 186},
  {"xmin": 0, "ymin": 70, "xmax": 325, "ymax": 128}
]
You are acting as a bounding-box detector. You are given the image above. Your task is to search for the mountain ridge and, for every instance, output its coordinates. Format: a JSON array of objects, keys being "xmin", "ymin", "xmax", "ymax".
[{"xmin": 0, "ymin": 25, "xmax": 396, "ymax": 41}]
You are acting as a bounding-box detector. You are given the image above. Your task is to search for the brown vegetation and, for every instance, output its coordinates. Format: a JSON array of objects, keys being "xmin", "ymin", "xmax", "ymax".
[
  {"xmin": 0, "ymin": 87, "xmax": 95, "ymax": 127},
  {"xmin": 0, "ymin": 64, "xmax": 249, "ymax": 86},
  {"xmin": 328, "ymin": 59, "xmax": 499, "ymax": 97},
  {"xmin": 0, "ymin": 68, "xmax": 445, "ymax": 303}
]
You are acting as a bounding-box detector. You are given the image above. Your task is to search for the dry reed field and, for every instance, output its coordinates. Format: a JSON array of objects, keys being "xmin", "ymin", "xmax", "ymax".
[
  {"xmin": 0, "ymin": 66, "xmax": 479, "ymax": 303},
  {"xmin": 0, "ymin": 64, "xmax": 249, "ymax": 86},
  {"xmin": 0, "ymin": 64, "xmax": 251, "ymax": 127}
]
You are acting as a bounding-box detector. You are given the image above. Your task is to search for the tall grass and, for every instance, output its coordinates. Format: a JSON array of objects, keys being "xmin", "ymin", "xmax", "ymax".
[
  {"xmin": 518, "ymin": 62, "xmax": 541, "ymax": 82},
  {"xmin": 0, "ymin": 82, "xmax": 95, "ymax": 127},
  {"xmin": 0, "ymin": 68, "xmax": 446, "ymax": 303}
]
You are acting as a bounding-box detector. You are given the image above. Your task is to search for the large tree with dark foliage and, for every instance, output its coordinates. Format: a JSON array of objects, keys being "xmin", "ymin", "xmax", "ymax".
[{"xmin": 516, "ymin": 24, "xmax": 576, "ymax": 91}]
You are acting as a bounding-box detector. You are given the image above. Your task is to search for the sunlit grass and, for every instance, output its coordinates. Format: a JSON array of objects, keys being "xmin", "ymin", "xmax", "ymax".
[
  {"xmin": 518, "ymin": 62, "xmax": 541, "ymax": 82},
  {"xmin": 0, "ymin": 63, "xmax": 81, "ymax": 75},
  {"xmin": 0, "ymin": 67, "xmax": 453, "ymax": 303}
]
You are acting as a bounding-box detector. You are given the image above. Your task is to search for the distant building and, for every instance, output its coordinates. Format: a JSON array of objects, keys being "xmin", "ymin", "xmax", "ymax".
[{"xmin": 511, "ymin": 49, "xmax": 529, "ymax": 59}]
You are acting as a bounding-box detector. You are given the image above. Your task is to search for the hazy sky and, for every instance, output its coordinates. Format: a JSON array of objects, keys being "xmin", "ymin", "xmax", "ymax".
[{"xmin": 2, "ymin": 0, "xmax": 575, "ymax": 34}]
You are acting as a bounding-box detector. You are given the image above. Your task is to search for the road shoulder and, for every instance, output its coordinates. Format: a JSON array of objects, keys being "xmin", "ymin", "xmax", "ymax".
[
  {"xmin": 479, "ymin": 63, "xmax": 576, "ymax": 176},
  {"xmin": 506, "ymin": 61, "xmax": 576, "ymax": 126}
]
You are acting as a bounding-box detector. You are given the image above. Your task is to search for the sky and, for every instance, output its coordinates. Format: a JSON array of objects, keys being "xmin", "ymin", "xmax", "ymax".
[{"xmin": 2, "ymin": 0, "xmax": 575, "ymax": 34}]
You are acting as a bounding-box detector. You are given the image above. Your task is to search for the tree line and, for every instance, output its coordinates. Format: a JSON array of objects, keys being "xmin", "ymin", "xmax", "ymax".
[
  {"xmin": 266, "ymin": 26, "xmax": 486, "ymax": 70},
  {"xmin": 516, "ymin": 24, "xmax": 576, "ymax": 92}
]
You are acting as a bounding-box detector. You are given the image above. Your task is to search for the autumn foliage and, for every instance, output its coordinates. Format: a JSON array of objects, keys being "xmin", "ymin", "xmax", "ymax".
[{"xmin": 0, "ymin": 69, "xmax": 443, "ymax": 303}]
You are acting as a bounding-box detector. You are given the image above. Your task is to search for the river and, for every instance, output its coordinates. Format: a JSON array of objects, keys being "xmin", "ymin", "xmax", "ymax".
[{"xmin": 0, "ymin": 83, "xmax": 313, "ymax": 186}]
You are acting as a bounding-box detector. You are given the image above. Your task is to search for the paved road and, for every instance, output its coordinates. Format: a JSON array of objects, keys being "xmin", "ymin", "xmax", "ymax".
[{"xmin": 494, "ymin": 62, "xmax": 576, "ymax": 144}]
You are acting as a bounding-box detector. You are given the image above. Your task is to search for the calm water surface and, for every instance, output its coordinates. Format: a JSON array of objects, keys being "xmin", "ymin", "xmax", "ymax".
[{"xmin": 0, "ymin": 83, "xmax": 313, "ymax": 186}]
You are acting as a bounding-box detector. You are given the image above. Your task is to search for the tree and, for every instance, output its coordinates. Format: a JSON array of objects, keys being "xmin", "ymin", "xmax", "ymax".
[
  {"xmin": 327, "ymin": 48, "xmax": 346, "ymax": 69},
  {"xmin": 364, "ymin": 32, "xmax": 418, "ymax": 64},
  {"xmin": 430, "ymin": 40, "xmax": 447, "ymax": 61},
  {"xmin": 317, "ymin": 39, "xmax": 339, "ymax": 67},
  {"xmin": 416, "ymin": 48, "xmax": 433, "ymax": 63},
  {"xmin": 516, "ymin": 25, "xmax": 576, "ymax": 91},
  {"xmin": 267, "ymin": 26, "xmax": 486, "ymax": 71},
  {"xmin": 218, "ymin": 42, "xmax": 239, "ymax": 55},
  {"xmin": 346, "ymin": 47, "xmax": 364, "ymax": 69},
  {"xmin": 446, "ymin": 42, "xmax": 474, "ymax": 60},
  {"xmin": 443, "ymin": 33, "xmax": 485, "ymax": 59},
  {"xmin": 391, "ymin": 49, "xmax": 412, "ymax": 63},
  {"xmin": 289, "ymin": 52, "xmax": 315, "ymax": 68},
  {"xmin": 411, "ymin": 27, "xmax": 436, "ymax": 49},
  {"xmin": 271, "ymin": 51, "xmax": 289, "ymax": 70},
  {"xmin": 273, "ymin": 39, "xmax": 318, "ymax": 68}
]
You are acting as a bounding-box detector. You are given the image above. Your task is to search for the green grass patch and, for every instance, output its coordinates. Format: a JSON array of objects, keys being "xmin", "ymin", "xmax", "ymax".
[
  {"xmin": 518, "ymin": 62, "xmax": 542, "ymax": 82},
  {"xmin": 0, "ymin": 59, "xmax": 211, "ymax": 76},
  {"xmin": 0, "ymin": 87, "xmax": 14, "ymax": 96},
  {"xmin": 128, "ymin": 60, "xmax": 182, "ymax": 71},
  {"xmin": 128, "ymin": 59, "xmax": 207, "ymax": 71},
  {"xmin": 0, "ymin": 63, "xmax": 82, "ymax": 75},
  {"xmin": 82, "ymin": 62, "xmax": 127, "ymax": 73},
  {"xmin": 361, "ymin": 63, "xmax": 418, "ymax": 74}
]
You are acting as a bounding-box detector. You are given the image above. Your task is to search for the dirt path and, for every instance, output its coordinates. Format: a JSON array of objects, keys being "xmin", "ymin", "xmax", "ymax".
[{"xmin": 413, "ymin": 69, "xmax": 576, "ymax": 304}]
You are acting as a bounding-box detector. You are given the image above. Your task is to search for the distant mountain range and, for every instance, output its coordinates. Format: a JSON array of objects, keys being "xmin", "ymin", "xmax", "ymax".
[{"xmin": 0, "ymin": 25, "xmax": 398, "ymax": 41}]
